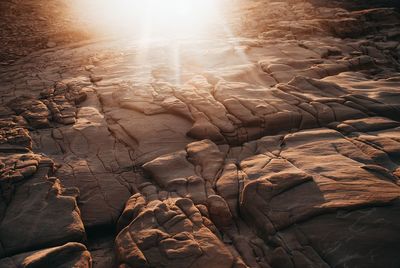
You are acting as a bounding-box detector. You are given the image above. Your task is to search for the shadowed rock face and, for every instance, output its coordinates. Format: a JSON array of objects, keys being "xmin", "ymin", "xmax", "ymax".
[
  {"xmin": 0, "ymin": 242, "xmax": 92, "ymax": 268},
  {"xmin": 0, "ymin": 0, "xmax": 400, "ymax": 267},
  {"xmin": 309, "ymin": 0, "xmax": 400, "ymax": 11}
]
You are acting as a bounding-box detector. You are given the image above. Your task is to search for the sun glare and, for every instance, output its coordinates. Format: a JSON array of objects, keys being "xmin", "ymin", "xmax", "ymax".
[
  {"xmin": 70, "ymin": 0, "xmax": 225, "ymax": 40},
  {"xmin": 68, "ymin": 0, "xmax": 246, "ymax": 85}
]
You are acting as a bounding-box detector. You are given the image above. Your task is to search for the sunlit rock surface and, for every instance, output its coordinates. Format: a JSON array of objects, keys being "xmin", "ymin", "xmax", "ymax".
[{"xmin": 0, "ymin": 0, "xmax": 400, "ymax": 267}]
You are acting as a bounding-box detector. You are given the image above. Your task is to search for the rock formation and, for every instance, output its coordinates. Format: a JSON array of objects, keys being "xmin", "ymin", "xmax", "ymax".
[{"xmin": 0, "ymin": 0, "xmax": 399, "ymax": 267}]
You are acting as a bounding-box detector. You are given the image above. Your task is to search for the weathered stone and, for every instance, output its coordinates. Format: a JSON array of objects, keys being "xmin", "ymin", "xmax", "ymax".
[
  {"xmin": 1, "ymin": 1, "xmax": 400, "ymax": 267},
  {"xmin": 116, "ymin": 196, "xmax": 235, "ymax": 268},
  {"xmin": 0, "ymin": 242, "xmax": 92, "ymax": 268},
  {"xmin": 0, "ymin": 154, "xmax": 85, "ymax": 257}
]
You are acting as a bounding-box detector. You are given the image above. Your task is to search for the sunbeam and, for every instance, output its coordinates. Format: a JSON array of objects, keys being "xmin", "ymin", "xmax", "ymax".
[
  {"xmin": 69, "ymin": 0, "xmax": 225, "ymax": 40},
  {"xmin": 68, "ymin": 0, "xmax": 254, "ymax": 86}
]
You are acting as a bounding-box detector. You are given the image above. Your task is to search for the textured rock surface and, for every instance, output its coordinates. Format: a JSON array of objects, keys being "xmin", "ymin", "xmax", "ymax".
[
  {"xmin": 0, "ymin": 153, "xmax": 86, "ymax": 258},
  {"xmin": 0, "ymin": 0, "xmax": 400, "ymax": 267},
  {"xmin": 0, "ymin": 242, "xmax": 92, "ymax": 268},
  {"xmin": 116, "ymin": 195, "xmax": 238, "ymax": 268}
]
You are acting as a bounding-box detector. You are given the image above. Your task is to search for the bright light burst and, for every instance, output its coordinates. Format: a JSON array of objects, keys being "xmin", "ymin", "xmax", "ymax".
[
  {"xmin": 69, "ymin": 0, "xmax": 249, "ymax": 85},
  {"xmin": 70, "ymin": 0, "xmax": 225, "ymax": 40}
]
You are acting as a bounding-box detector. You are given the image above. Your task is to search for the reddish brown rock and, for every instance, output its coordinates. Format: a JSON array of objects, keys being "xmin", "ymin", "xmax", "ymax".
[
  {"xmin": 0, "ymin": 153, "xmax": 86, "ymax": 257},
  {"xmin": 116, "ymin": 195, "xmax": 235, "ymax": 268},
  {"xmin": 0, "ymin": 242, "xmax": 92, "ymax": 268},
  {"xmin": 1, "ymin": 1, "xmax": 400, "ymax": 267}
]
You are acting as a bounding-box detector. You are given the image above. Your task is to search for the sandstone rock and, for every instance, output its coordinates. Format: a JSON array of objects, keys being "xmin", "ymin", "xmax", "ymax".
[
  {"xmin": 8, "ymin": 96, "xmax": 51, "ymax": 129},
  {"xmin": 115, "ymin": 195, "xmax": 235, "ymax": 268},
  {"xmin": 2, "ymin": 1, "xmax": 400, "ymax": 267},
  {"xmin": 0, "ymin": 153, "xmax": 85, "ymax": 257},
  {"xmin": 35, "ymin": 102, "xmax": 136, "ymax": 228},
  {"xmin": 186, "ymin": 140, "xmax": 226, "ymax": 185},
  {"xmin": 207, "ymin": 195, "xmax": 233, "ymax": 230},
  {"xmin": 46, "ymin": 41, "xmax": 57, "ymax": 48},
  {"xmin": 0, "ymin": 242, "xmax": 92, "ymax": 268},
  {"xmin": 0, "ymin": 127, "xmax": 32, "ymax": 152},
  {"xmin": 237, "ymin": 127, "xmax": 400, "ymax": 267},
  {"xmin": 143, "ymin": 150, "xmax": 195, "ymax": 188}
]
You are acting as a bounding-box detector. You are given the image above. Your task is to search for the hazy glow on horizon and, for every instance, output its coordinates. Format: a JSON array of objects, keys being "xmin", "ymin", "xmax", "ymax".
[
  {"xmin": 69, "ymin": 0, "xmax": 249, "ymax": 85},
  {"xmin": 70, "ymin": 0, "xmax": 225, "ymax": 40}
]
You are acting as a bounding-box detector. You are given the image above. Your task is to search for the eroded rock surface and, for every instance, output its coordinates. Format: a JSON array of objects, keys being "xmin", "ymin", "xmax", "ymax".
[
  {"xmin": 0, "ymin": 0, "xmax": 400, "ymax": 267},
  {"xmin": 0, "ymin": 242, "xmax": 92, "ymax": 268},
  {"xmin": 116, "ymin": 195, "xmax": 240, "ymax": 268},
  {"xmin": 0, "ymin": 152, "xmax": 85, "ymax": 256}
]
